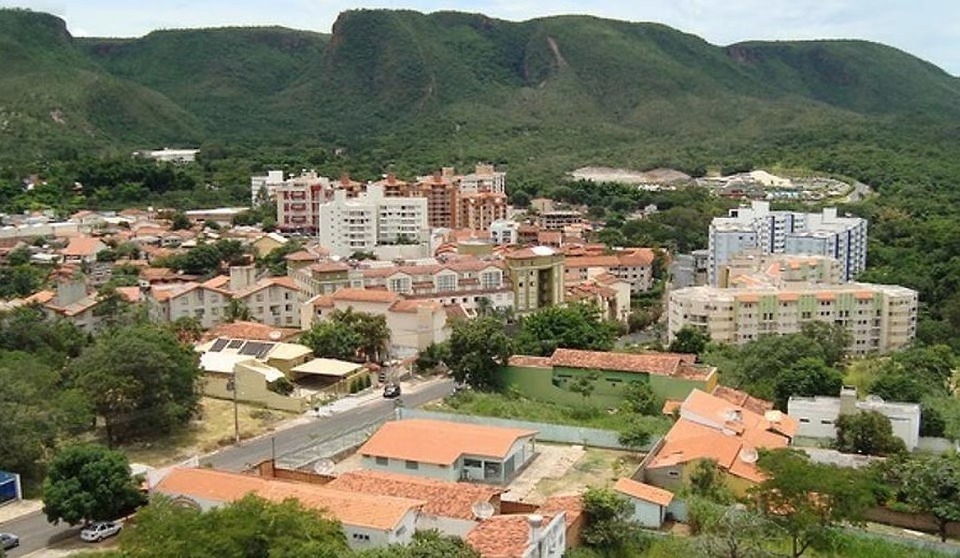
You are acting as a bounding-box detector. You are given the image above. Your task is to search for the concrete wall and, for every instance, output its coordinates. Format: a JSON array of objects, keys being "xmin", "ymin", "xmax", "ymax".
[
  {"xmin": 627, "ymin": 498, "xmax": 665, "ymax": 528},
  {"xmin": 203, "ymin": 365, "xmax": 307, "ymax": 413},
  {"xmin": 344, "ymin": 509, "xmax": 416, "ymax": 549},
  {"xmin": 400, "ymin": 408, "xmax": 657, "ymax": 451},
  {"xmin": 417, "ymin": 514, "xmax": 477, "ymax": 538},
  {"xmin": 360, "ymin": 455, "xmax": 459, "ymax": 482}
]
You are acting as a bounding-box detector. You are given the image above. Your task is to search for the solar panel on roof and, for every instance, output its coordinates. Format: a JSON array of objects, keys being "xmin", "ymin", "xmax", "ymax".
[
  {"xmin": 227, "ymin": 339, "xmax": 244, "ymax": 350},
  {"xmin": 239, "ymin": 341, "xmax": 273, "ymax": 356},
  {"xmin": 210, "ymin": 338, "xmax": 229, "ymax": 352}
]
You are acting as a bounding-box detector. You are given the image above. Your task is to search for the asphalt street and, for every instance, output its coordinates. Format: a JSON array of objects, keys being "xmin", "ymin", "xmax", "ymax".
[{"xmin": 0, "ymin": 377, "xmax": 454, "ymax": 556}]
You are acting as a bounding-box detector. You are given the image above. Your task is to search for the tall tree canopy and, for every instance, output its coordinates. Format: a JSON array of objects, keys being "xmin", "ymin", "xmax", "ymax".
[
  {"xmin": 42, "ymin": 444, "xmax": 146, "ymax": 525},
  {"xmin": 515, "ymin": 303, "xmax": 620, "ymax": 357},
  {"xmin": 446, "ymin": 316, "xmax": 513, "ymax": 391},
  {"xmin": 67, "ymin": 323, "xmax": 202, "ymax": 444}
]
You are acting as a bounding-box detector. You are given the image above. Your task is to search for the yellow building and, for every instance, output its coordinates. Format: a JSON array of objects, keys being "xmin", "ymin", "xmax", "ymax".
[{"xmin": 504, "ymin": 246, "xmax": 565, "ymax": 314}]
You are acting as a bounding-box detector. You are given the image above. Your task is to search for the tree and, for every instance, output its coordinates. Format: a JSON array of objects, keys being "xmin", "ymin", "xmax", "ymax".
[
  {"xmin": 799, "ymin": 322, "xmax": 851, "ymax": 367},
  {"xmin": 92, "ymin": 285, "xmax": 134, "ymax": 327},
  {"xmin": 515, "ymin": 303, "xmax": 620, "ymax": 357},
  {"xmin": 169, "ymin": 212, "xmax": 192, "ymax": 231},
  {"xmin": 669, "ymin": 326, "xmax": 710, "ymax": 355},
  {"xmin": 42, "ymin": 444, "xmax": 146, "ymax": 525},
  {"xmin": 446, "ymin": 316, "xmax": 512, "ymax": 391},
  {"xmin": 67, "ymin": 323, "xmax": 202, "ymax": 444},
  {"xmin": 618, "ymin": 419, "xmax": 652, "ymax": 450},
  {"xmin": 621, "ymin": 380, "xmax": 663, "ymax": 416},
  {"xmin": 569, "ymin": 371, "xmax": 599, "ymax": 402},
  {"xmin": 688, "ymin": 459, "xmax": 732, "ymax": 503},
  {"xmin": 118, "ymin": 494, "xmax": 350, "ymax": 557},
  {"xmin": 772, "ymin": 357, "xmax": 843, "ymax": 411},
  {"xmin": 357, "ymin": 529, "xmax": 481, "ymax": 558},
  {"xmin": 891, "ymin": 453, "xmax": 960, "ymax": 542},
  {"xmin": 581, "ymin": 487, "xmax": 639, "ymax": 551},
  {"xmin": 301, "ymin": 320, "xmax": 362, "ymax": 361},
  {"xmin": 330, "ymin": 308, "xmax": 390, "ymax": 363},
  {"xmin": 415, "ymin": 342, "xmax": 450, "ymax": 374},
  {"xmin": 168, "ymin": 316, "xmax": 203, "ymax": 344},
  {"xmin": 690, "ymin": 499, "xmax": 776, "ymax": 558},
  {"xmin": 834, "ymin": 410, "xmax": 906, "ymax": 456},
  {"xmin": 751, "ymin": 449, "xmax": 876, "ymax": 557},
  {"xmin": 224, "ymin": 299, "xmax": 252, "ymax": 322}
]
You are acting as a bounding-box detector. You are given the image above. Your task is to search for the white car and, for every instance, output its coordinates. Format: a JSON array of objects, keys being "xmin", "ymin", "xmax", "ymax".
[
  {"xmin": 0, "ymin": 532, "xmax": 19, "ymax": 550},
  {"xmin": 80, "ymin": 521, "xmax": 121, "ymax": 542}
]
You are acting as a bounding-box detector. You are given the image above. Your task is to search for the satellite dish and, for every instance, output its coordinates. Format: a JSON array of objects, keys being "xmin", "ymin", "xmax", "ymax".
[
  {"xmin": 268, "ymin": 330, "xmax": 283, "ymax": 341},
  {"xmin": 472, "ymin": 501, "xmax": 495, "ymax": 520},
  {"xmin": 865, "ymin": 395, "xmax": 885, "ymax": 404},
  {"xmin": 313, "ymin": 459, "xmax": 335, "ymax": 475},
  {"xmin": 764, "ymin": 410, "xmax": 783, "ymax": 423},
  {"xmin": 739, "ymin": 447, "xmax": 759, "ymax": 464}
]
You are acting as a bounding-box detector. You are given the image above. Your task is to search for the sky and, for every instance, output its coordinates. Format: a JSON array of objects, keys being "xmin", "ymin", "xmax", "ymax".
[{"xmin": 3, "ymin": 1, "xmax": 958, "ymax": 75}]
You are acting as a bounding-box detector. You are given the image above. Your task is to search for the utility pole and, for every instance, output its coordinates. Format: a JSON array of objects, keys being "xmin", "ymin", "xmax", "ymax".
[{"xmin": 228, "ymin": 377, "xmax": 240, "ymax": 444}]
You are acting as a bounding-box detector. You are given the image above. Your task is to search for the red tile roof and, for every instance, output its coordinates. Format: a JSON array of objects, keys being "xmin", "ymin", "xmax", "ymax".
[
  {"xmin": 711, "ymin": 385, "xmax": 774, "ymax": 415},
  {"xmin": 201, "ymin": 321, "xmax": 300, "ymax": 343},
  {"xmin": 614, "ymin": 478, "xmax": 674, "ymax": 506},
  {"xmin": 60, "ymin": 236, "xmax": 105, "ymax": 257},
  {"xmin": 327, "ymin": 470, "xmax": 502, "ymax": 520},
  {"xmin": 155, "ymin": 468, "xmax": 423, "ymax": 531},
  {"xmin": 507, "ymin": 355, "xmax": 553, "ymax": 368},
  {"xmin": 537, "ymin": 495, "xmax": 583, "ymax": 529},
  {"xmin": 466, "ymin": 515, "xmax": 543, "ymax": 558},
  {"xmin": 549, "ymin": 348, "xmax": 697, "ymax": 377},
  {"xmin": 359, "ymin": 419, "xmax": 537, "ymax": 466},
  {"xmin": 332, "ymin": 288, "xmax": 402, "ymax": 304}
]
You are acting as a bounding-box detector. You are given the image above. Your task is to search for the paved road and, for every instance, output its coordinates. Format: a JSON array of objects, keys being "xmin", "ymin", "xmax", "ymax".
[
  {"xmin": 203, "ymin": 377, "xmax": 454, "ymax": 471},
  {"xmin": 1, "ymin": 512, "xmax": 77, "ymax": 557},
  {"xmin": 0, "ymin": 377, "xmax": 454, "ymax": 555}
]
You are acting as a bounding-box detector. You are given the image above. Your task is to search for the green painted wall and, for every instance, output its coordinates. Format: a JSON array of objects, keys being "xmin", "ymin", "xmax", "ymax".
[{"xmin": 498, "ymin": 362, "xmax": 713, "ymax": 407}]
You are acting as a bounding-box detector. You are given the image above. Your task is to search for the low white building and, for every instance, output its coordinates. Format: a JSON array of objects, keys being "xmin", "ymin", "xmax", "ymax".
[
  {"xmin": 613, "ymin": 477, "xmax": 682, "ymax": 528},
  {"xmin": 788, "ymin": 386, "xmax": 921, "ymax": 451},
  {"xmin": 154, "ymin": 467, "xmax": 423, "ymax": 550}
]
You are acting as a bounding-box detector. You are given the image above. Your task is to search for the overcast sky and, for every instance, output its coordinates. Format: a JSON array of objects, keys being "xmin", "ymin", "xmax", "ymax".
[{"xmin": 4, "ymin": 1, "xmax": 958, "ymax": 75}]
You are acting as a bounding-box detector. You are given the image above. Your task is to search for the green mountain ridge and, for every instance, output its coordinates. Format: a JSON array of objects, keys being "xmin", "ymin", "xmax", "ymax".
[{"xmin": 1, "ymin": 7, "xmax": 959, "ymax": 171}]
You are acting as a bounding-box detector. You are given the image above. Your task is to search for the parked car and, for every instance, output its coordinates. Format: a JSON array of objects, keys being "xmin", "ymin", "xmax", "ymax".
[
  {"xmin": 80, "ymin": 521, "xmax": 121, "ymax": 542},
  {"xmin": 0, "ymin": 532, "xmax": 19, "ymax": 550},
  {"xmin": 382, "ymin": 383, "xmax": 401, "ymax": 398}
]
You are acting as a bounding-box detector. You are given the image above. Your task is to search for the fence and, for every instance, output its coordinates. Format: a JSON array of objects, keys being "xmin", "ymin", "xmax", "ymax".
[
  {"xmin": 398, "ymin": 408, "xmax": 659, "ymax": 451},
  {"xmin": 275, "ymin": 416, "xmax": 389, "ymax": 470},
  {"xmin": 0, "ymin": 471, "xmax": 21, "ymax": 505}
]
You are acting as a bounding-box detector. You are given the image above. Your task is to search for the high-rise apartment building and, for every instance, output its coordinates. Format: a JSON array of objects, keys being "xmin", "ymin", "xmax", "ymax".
[
  {"xmin": 708, "ymin": 201, "xmax": 867, "ymax": 285},
  {"xmin": 504, "ymin": 246, "xmax": 565, "ymax": 314},
  {"xmin": 318, "ymin": 185, "xmax": 429, "ymax": 257}
]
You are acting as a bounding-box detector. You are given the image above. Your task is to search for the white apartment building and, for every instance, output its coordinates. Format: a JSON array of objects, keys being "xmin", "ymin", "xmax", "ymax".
[
  {"xmin": 489, "ymin": 219, "xmax": 519, "ymax": 245},
  {"xmin": 668, "ymin": 281, "xmax": 917, "ymax": 355},
  {"xmin": 458, "ymin": 163, "xmax": 505, "ymax": 194},
  {"xmin": 788, "ymin": 387, "xmax": 921, "ymax": 451},
  {"xmin": 708, "ymin": 201, "xmax": 867, "ymax": 285},
  {"xmin": 250, "ymin": 170, "xmax": 285, "ymax": 206},
  {"xmin": 319, "ymin": 185, "xmax": 429, "ymax": 258}
]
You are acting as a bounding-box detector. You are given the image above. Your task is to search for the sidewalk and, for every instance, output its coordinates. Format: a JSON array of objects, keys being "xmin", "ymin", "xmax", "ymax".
[{"xmin": 0, "ymin": 499, "xmax": 42, "ymax": 524}]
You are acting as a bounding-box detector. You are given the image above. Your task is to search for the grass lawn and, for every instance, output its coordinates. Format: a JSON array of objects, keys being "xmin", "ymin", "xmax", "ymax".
[
  {"xmin": 119, "ymin": 397, "xmax": 298, "ymax": 467},
  {"xmin": 531, "ymin": 447, "xmax": 641, "ymax": 501},
  {"xmin": 426, "ymin": 391, "xmax": 673, "ymax": 435}
]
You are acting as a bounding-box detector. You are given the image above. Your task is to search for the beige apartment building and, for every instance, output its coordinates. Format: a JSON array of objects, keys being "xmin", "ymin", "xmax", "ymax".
[
  {"xmin": 563, "ymin": 248, "xmax": 655, "ymax": 294},
  {"xmin": 360, "ymin": 258, "xmax": 513, "ymax": 312},
  {"xmin": 668, "ymin": 282, "xmax": 918, "ymax": 354},
  {"xmin": 504, "ymin": 246, "xmax": 565, "ymax": 314}
]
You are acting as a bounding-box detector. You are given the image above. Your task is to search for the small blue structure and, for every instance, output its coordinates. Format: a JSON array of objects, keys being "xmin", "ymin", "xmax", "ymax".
[{"xmin": 0, "ymin": 470, "xmax": 22, "ymax": 504}]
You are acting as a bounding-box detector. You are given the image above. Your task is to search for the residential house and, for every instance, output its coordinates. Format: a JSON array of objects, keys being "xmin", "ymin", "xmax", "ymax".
[
  {"xmin": 501, "ymin": 349, "xmax": 717, "ymax": 408},
  {"xmin": 563, "ymin": 248, "xmax": 655, "ymax": 294},
  {"xmin": 59, "ymin": 236, "xmax": 107, "ymax": 264},
  {"xmin": 613, "ymin": 477, "xmax": 682, "ymax": 528},
  {"xmin": 250, "ymin": 232, "xmax": 288, "ymax": 257},
  {"xmin": 788, "ymin": 386, "xmax": 921, "ymax": 451},
  {"xmin": 564, "ymin": 273, "xmax": 631, "ymax": 323},
  {"xmin": 640, "ymin": 389, "xmax": 797, "ymax": 498},
  {"xmin": 153, "ymin": 467, "xmax": 423, "ymax": 550},
  {"xmin": 466, "ymin": 513, "xmax": 566, "ymax": 558},
  {"xmin": 227, "ymin": 268, "xmax": 303, "ymax": 328},
  {"xmin": 303, "ymin": 288, "xmax": 450, "ymax": 357},
  {"xmin": 358, "ymin": 419, "xmax": 538, "ymax": 485},
  {"xmin": 326, "ymin": 470, "xmax": 504, "ymax": 537}
]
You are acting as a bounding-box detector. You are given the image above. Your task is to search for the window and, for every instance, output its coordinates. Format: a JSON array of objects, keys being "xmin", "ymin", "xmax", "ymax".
[
  {"xmin": 436, "ymin": 274, "xmax": 456, "ymax": 292},
  {"xmin": 375, "ymin": 456, "xmax": 388, "ymax": 466},
  {"xmin": 820, "ymin": 419, "xmax": 833, "ymax": 425},
  {"xmin": 351, "ymin": 533, "xmax": 370, "ymax": 541},
  {"xmin": 667, "ymin": 470, "xmax": 680, "ymax": 478},
  {"xmin": 464, "ymin": 458, "xmax": 482, "ymax": 468},
  {"xmin": 389, "ymin": 277, "xmax": 411, "ymax": 293},
  {"xmin": 481, "ymin": 271, "xmax": 501, "ymax": 289},
  {"xmin": 404, "ymin": 460, "xmax": 419, "ymax": 470},
  {"xmin": 799, "ymin": 418, "xmax": 810, "ymax": 423}
]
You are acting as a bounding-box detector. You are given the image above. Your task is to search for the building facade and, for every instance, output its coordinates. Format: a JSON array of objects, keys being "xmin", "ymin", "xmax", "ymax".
[
  {"xmin": 504, "ymin": 246, "xmax": 565, "ymax": 314},
  {"xmin": 318, "ymin": 185, "xmax": 429, "ymax": 257},
  {"xmin": 708, "ymin": 201, "xmax": 867, "ymax": 285},
  {"xmin": 668, "ymin": 281, "xmax": 918, "ymax": 354}
]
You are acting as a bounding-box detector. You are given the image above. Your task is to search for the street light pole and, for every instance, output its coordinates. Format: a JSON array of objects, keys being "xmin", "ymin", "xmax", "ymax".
[{"xmin": 227, "ymin": 377, "xmax": 240, "ymax": 444}]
